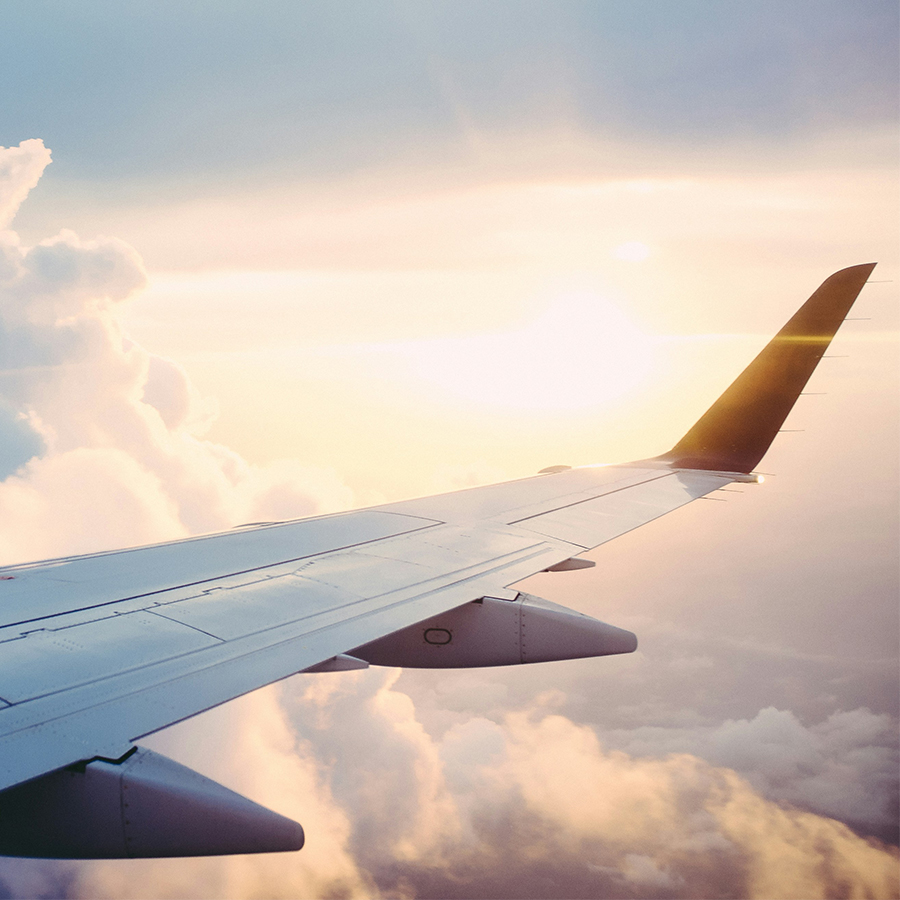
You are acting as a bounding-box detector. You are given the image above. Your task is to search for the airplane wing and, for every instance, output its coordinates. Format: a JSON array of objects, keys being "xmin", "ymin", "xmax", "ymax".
[{"xmin": 0, "ymin": 263, "xmax": 875, "ymax": 858}]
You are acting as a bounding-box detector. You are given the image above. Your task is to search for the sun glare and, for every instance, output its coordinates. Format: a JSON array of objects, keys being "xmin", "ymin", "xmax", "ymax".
[
  {"xmin": 393, "ymin": 292, "xmax": 657, "ymax": 412},
  {"xmin": 613, "ymin": 242, "xmax": 651, "ymax": 262}
]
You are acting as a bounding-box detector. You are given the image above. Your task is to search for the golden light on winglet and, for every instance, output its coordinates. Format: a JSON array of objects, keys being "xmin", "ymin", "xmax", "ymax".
[{"xmin": 661, "ymin": 263, "xmax": 877, "ymax": 474}]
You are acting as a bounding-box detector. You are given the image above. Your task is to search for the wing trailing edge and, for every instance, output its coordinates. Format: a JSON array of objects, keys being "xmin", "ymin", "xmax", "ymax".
[{"xmin": 661, "ymin": 263, "xmax": 876, "ymax": 473}]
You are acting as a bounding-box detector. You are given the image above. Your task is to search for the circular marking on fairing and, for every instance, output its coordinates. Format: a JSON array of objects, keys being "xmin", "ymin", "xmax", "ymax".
[{"xmin": 424, "ymin": 628, "xmax": 452, "ymax": 645}]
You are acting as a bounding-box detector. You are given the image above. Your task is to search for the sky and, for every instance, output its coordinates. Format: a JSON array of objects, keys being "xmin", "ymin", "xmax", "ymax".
[{"xmin": 0, "ymin": 2, "xmax": 898, "ymax": 898}]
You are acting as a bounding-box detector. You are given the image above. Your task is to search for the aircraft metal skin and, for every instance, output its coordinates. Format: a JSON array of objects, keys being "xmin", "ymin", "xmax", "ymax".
[{"xmin": 0, "ymin": 264, "xmax": 876, "ymax": 858}]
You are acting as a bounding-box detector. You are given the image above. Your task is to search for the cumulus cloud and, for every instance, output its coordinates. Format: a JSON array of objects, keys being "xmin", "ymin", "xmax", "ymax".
[
  {"xmin": 0, "ymin": 141, "xmax": 354, "ymax": 564},
  {"xmin": 265, "ymin": 674, "xmax": 900, "ymax": 900},
  {"xmin": 139, "ymin": 354, "xmax": 206, "ymax": 431},
  {"xmin": 462, "ymin": 710, "xmax": 898, "ymax": 900},
  {"xmin": 0, "ymin": 139, "xmax": 51, "ymax": 229},
  {"xmin": 388, "ymin": 613, "xmax": 900, "ymax": 845},
  {"xmin": 603, "ymin": 706, "xmax": 900, "ymax": 840},
  {"xmin": 0, "ymin": 401, "xmax": 44, "ymax": 479}
]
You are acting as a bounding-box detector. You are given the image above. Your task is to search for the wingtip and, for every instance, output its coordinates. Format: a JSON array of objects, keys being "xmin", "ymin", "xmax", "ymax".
[
  {"xmin": 661, "ymin": 263, "xmax": 876, "ymax": 473},
  {"xmin": 830, "ymin": 262, "xmax": 877, "ymax": 281}
]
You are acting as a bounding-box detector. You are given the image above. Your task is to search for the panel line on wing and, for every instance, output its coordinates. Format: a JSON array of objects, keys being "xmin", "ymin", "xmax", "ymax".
[
  {"xmin": 0, "ymin": 612, "xmax": 225, "ymax": 705},
  {"xmin": 0, "ymin": 543, "xmax": 569, "ymax": 791},
  {"xmin": 0, "ymin": 540, "xmax": 561, "ymax": 723},
  {"xmin": 122, "ymin": 544, "xmax": 567, "ymax": 737},
  {"xmin": 145, "ymin": 610, "xmax": 223, "ymax": 641},
  {"xmin": 506, "ymin": 471, "xmax": 675, "ymax": 525},
  {"xmin": 0, "ymin": 509, "xmax": 445, "ymax": 573},
  {"xmin": 123, "ymin": 539, "xmax": 555, "ymax": 645},
  {"xmin": 513, "ymin": 470, "xmax": 733, "ymax": 548},
  {"xmin": 0, "ymin": 517, "xmax": 444, "ymax": 631}
]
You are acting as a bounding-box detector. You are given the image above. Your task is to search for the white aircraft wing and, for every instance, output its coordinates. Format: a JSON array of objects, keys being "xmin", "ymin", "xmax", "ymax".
[{"xmin": 0, "ymin": 263, "xmax": 875, "ymax": 858}]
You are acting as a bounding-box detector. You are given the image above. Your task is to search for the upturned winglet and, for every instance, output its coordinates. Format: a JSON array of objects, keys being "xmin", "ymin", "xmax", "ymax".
[{"xmin": 661, "ymin": 263, "xmax": 876, "ymax": 474}]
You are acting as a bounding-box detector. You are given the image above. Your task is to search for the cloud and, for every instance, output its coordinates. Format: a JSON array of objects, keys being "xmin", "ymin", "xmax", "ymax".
[
  {"xmin": 33, "ymin": 668, "xmax": 897, "ymax": 900},
  {"xmin": 388, "ymin": 604, "xmax": 900, "ymax": 845},
  {"xmin": 0, "ymin": 141, "xmax": 355, "ymax": 564},
  {"xmin": 0, "ymin": 139, "xmax": 51, "ymax": 229},
  {"xmin": 471, "ymin": 710, "xmax": 898, "ymax": 900},
  {"xmin": 602, "ymin": 706, "xmax": 900, "ymax": 840},
  {"xmin": 0, "ymin": 401, "xmax": 44, "ymax": 479},
  {"xmin": 2, "ymin": 229, "xmax": 147, "ymax": 324},
  {"xmin": 139, "ymin": 354, "xmax": 205, "ymax": 431},
  {"xmin": 263, "ymin": 674, "xmax": 900, "ymax": 899},
  {"xmin": 0, "ymin": 448, "xmax": 185, "ymax": 561}
]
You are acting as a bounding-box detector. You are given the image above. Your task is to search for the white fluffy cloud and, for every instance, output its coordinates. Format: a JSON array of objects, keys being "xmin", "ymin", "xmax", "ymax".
[
  {"xmin": 0, "ymin": 141, "xmax": 354, "ymax": 563},
  {"xmin": 0, "ymin": 139, "xmax": 51, "ymax": 230}
]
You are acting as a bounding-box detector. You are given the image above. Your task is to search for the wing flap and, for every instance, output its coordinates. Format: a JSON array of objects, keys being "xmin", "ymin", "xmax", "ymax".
[
  {"xmin": 0, "ymin": 612, "xmax": 221, "ymax": 705},
  {"xmin": 0, "ymin": 528, "xmax": 569, "ymax": 793},
  {"xmin": 0, "ymin": 510, "xmax": 438, "ymax": 629}
]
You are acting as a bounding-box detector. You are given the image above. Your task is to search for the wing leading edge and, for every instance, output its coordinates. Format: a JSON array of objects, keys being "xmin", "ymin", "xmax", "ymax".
[{"xmin": 0, "ymin": 264, "xmax": 875, "ymax": 857}]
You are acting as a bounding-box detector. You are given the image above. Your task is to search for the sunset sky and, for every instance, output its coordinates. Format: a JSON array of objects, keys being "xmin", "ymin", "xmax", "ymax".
[{"xmin": 0, "ymin": 2, "xmax": 898, "ymax": 898}]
